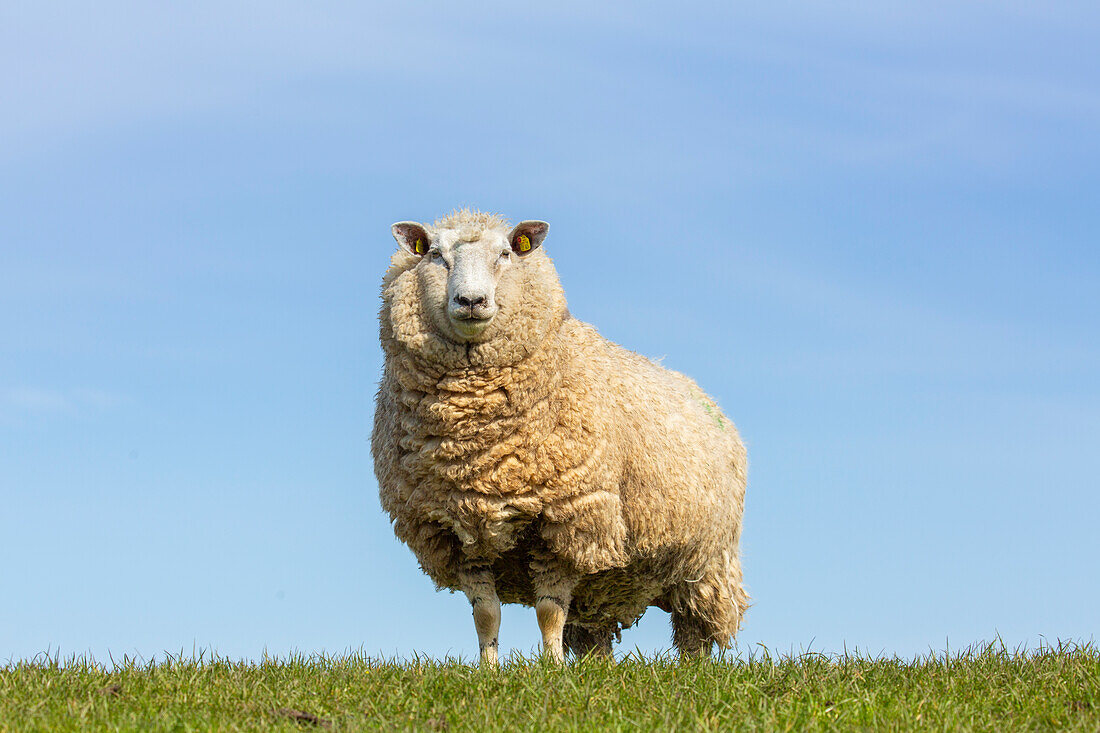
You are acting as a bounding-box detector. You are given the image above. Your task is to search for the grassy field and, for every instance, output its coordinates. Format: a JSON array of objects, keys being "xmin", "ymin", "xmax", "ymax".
[{"xmin": 2, "ymin": 642, "xmax": 1097, "ymax": 731}]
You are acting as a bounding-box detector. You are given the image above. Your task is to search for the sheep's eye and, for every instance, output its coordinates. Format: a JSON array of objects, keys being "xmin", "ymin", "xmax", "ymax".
[
  {"xmin": 430, "ymin": 250, "xmax": 443, "ymax": 260},
  {"xmin": 499, "ymin": 250, "xmax": 510, "ymax": 260}
]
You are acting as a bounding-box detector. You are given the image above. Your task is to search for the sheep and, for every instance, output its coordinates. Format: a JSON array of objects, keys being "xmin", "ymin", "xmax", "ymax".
[{"xmin": 372, "ymin": 209, "xmax": 748, "ymax": 665}]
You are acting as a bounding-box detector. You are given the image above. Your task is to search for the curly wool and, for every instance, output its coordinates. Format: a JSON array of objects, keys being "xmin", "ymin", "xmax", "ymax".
[{"xmin": 372, "ymin": 214, "xmax": 748, "ymax": 645}]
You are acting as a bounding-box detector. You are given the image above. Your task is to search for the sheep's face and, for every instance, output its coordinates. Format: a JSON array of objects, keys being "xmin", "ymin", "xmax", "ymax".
[{"xmin": 391, "ymin": 219, "xmax": 549, "ymax": 344}]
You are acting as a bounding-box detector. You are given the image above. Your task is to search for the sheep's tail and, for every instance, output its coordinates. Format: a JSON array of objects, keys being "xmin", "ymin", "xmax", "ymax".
[
  {"xmin": 711, "ymin": 547, "xmax": 750, "ymax": 647},
  {"xmin": 670, "ymin": 546, "xmax": 749, "ymax": 651}
]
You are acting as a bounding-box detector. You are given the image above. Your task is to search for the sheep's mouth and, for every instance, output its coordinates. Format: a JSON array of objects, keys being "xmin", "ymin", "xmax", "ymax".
[
  {"xmin": 448, "ymin": 306, "xmax": 498, "ymax": 324},
  {"xmin": 448, "ymin": 310, "xmax": 496, "ymax": 339}
]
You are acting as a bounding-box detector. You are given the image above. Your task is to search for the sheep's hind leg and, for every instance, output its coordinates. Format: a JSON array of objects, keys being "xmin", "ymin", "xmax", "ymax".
[
  {"xmin": 563, "ymin": 623, "xmax": 613, "ymax": 660},
  {"xmin": 532, "ymin": 564, "xmax": 578, "ymax": 663},
  {"xmin": 459, "ymin": 567, "xmax": 500, "ymax": 668}
]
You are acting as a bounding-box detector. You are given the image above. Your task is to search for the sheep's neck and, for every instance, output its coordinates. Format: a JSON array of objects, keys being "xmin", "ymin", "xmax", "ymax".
[{"xmin": 392, "ymin": 336, "xmax": 565, "ymax": 444}]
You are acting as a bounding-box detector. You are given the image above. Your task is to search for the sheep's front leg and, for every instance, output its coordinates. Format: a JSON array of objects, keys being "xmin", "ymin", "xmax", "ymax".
[
  {"xmin": 532, "ymin": 565, "xmax": 578, "ymax": 663},
  {"xmin": 460, "ymin": 568, "xmax": 500, "ymax": 667}
]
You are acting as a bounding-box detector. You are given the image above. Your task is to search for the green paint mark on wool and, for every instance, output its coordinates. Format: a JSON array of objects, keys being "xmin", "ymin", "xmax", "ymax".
[{"xmin": 693, "ymin": 390, "xmax": 725, "ymax": 430}]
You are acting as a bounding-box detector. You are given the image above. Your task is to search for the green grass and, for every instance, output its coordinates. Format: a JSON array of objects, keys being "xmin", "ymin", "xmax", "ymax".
[{"xmin": 2, "ymin": 642, "xmax": 1097, "ymax": 731}]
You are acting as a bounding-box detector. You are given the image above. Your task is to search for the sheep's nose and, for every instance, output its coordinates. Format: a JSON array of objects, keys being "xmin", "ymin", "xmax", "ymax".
[{"xmin": 454, "ymin": 293, "xmax": 487, "ymax": 308}]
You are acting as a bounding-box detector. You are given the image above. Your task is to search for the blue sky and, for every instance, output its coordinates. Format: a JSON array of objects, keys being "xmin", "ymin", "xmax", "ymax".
[{"xmin": 2, "ymin": 2, "xmax": 1098, "ymax": 663}]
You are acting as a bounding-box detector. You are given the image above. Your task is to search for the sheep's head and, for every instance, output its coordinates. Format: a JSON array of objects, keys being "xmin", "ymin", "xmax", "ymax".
[{"xmin": 389, "ymin": 214, "xmax": 551, "ymax": 345}]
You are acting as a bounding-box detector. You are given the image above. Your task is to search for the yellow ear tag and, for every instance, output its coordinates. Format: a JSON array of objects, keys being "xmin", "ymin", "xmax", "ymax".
[
  {"xmin": 414, "ymin": 238, "xmax": 427, "ymax": 254},
  {"xmin": 517, "ymin": 234, "xmax": 532, "ymax": 252}
]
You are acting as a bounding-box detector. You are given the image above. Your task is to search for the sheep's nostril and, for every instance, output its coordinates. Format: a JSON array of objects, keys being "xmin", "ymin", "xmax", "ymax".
[{"xmin": 454, "ymin": 294, "xmax": 487, "ymax": 308}]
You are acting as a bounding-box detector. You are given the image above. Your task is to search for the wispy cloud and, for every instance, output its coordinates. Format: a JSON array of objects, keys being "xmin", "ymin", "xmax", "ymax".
[
  {"xmin": 6, "ymin": 388, "xmax": 71, "ymax": 412},
  {"xmin": 4, "ymin": 387, "xmax": 127, "ymax": 415}
]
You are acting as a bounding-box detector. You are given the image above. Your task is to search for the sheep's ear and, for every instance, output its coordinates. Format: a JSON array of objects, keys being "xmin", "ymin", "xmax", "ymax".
[
  {"xmin": 509, "ymin": 220, "xmax": 549, "ymax": 255},
  {"xmin": 391, "ymin": 221, "xmax": 431, "ymax": 255}
]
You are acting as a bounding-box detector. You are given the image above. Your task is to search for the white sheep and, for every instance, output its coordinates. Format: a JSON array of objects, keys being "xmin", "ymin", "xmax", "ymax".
[{"xmin": 373, "ymin": 209, "xmax": 748, "ymax": 664}]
